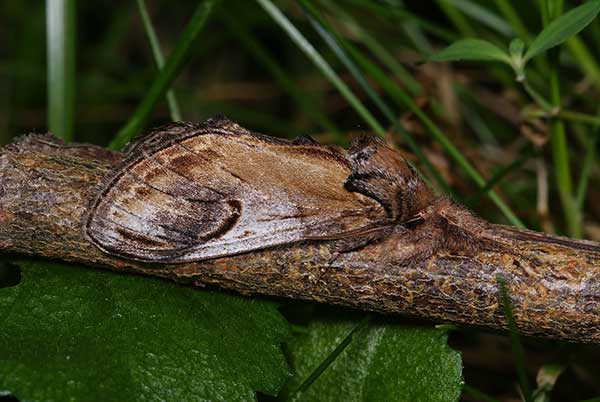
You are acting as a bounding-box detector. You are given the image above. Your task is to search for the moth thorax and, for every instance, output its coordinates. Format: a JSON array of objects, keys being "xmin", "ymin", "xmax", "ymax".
[{"xmin": 396, "ymin": 174, "xmax": 435, "ymax": 222}]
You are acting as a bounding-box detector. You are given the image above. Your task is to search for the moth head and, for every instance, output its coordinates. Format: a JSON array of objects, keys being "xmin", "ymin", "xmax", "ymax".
[{"xmin": 344, "ymin": 136, "xmax": 435, "ymax": 222}]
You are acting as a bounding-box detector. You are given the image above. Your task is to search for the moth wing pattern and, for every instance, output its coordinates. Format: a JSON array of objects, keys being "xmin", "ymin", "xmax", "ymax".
[{"xmin": 86, "ymin": 118, "xmax": 386, "ymax": 262}]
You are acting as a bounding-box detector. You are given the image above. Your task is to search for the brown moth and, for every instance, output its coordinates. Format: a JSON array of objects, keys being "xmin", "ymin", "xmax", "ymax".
[
  {"xmin": 86, "ymin": 117, "xmax": 451, "ymax": 263},
  {"xmin": 86, "ymin": 119, "xmax": 432, "ymax": 262}
]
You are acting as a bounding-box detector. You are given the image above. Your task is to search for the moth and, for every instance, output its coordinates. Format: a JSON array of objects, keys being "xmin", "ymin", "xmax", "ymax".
[{"xmin": 86, "ymin": 117, "xmax": 475, "ymax": 263}]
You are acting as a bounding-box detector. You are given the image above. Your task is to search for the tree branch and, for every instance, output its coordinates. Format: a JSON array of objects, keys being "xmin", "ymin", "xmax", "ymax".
[{"xmin": 1, "ymin": 133, "xmax": 599, "ymax": 343}]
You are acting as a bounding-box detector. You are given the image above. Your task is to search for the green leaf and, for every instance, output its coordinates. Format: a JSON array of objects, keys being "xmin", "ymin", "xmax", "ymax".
[
  {"xmin": 0, "ymin": 261, "xmax": 290, "ymax": 401},
  {"xmin": 428, "ymin": 38, "xmax": 511, "ymax": 64},
  {"xmin": 283, "ymin": 311, "xmax": 462, "ymax": 402},
  {"xmin": 524, "ymin": 0, "xmax": 600, "ymax": 61}
]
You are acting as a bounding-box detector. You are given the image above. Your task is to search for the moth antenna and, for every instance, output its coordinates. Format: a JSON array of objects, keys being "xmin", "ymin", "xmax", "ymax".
[
  {"xmin": 400, "ymin": 213, "xmax": 425, "ymax": 226},
  {"xmin": 292, "ymin": 135, "xmax": 320, "ymax": 145}
]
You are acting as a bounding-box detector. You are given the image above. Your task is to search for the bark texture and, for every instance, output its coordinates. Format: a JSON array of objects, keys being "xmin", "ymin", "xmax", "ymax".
[{"xmin": 1, "ymin": 134, "xmax": 600, "ymax": 343}]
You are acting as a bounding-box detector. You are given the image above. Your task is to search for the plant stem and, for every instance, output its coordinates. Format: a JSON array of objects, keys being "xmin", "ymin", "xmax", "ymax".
[
  {"xmin": 137, "ymin": 0, "xmax": 182, "ymax": 122},
  {"xmin": 541, "ymin": 0, "xmax": 579, "ymax": 237},
  {"xmin": 522, "ymin": 81, "xmax": 552, "ymax": 111},
  {"xmin": 497, "ymin": 275, "xmax": 534, "ymax": 402},
  {"xmin": 551, "ymin": 83, "xmax": 578, "ymax": 232},
  {"xmin": 46, "ymin": 0, "xmax": 76, "ymax": 141},
  {"xmin": 560, "ymin": 110, "xmax": 600, "ymax": 126},
  {"xmin": 289, "ymin": 316, "xmax": 371, "ymax": 398},
  {"xmin": 575, "ymin": 118, "xmax": 599, "ymax": 211}
]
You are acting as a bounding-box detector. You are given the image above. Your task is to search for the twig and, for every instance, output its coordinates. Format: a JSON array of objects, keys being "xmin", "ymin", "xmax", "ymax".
[{"xmin": 1, "ymin": 133, "xmax": 600, "ymax": 343}]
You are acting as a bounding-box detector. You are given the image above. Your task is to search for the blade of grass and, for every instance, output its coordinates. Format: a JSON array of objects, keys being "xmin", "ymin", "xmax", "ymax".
[
  {"xmin": 442, "ymin": 0, "xmax": 514, "ymax": 36},
  {"xmin": 46, "ymin": 0, "xmax": 76, "ymax": 141},
  {"xmin": 302, "ymin": 5, "xmax": 398, "ymax": 130},
  {"xmin": 542, "ymin": 0, "xmax": 580, "ymax": 237},
  {"xmin": 340, "ymin": 38, "xmax": 525, "ymax": 225},
  {"xmin": 494, "ymin": 0, "xmax": 530, "ymax": 40},
  {"xmin": 559, "ymin": 110, "xmax": 600, "ymax": 125},
  {"xmin": 136, "ymin": 0, "xmax": 182, "ymax": 122},
  {"xmin": 402, "ymin": 14, "xmax": 435, "ymax": 56},
  {"xmin": 343, "ymin": 0, "xmax": 458, "ymax": 42},
  {"xmin": 109, "ymin": 0, "xmax": 219, "ymax": 150},
  {"xmin": 436, "ymin": 0, "xmax": 477, "ymax": 37},
  {"xmin": 465, "ymin": 147, "xmax": 536, "ymax": 207},
  {"xmin": 220, "ymin": 13, "xmax": 343, "ymax": 142},
  {"xmin": 575, "ymin": 116, "xmax": 600, "ymax": 211},
  {"xmin": 387, "ymin": 0, "xmax": 436, "ymax": 55},
  {"xmin": 539, "ymin": 0, "xmax": 550, "ymax": 26},
  {"xmin": 255, "ymin": 0, "xmax": 386, "ymax": 138},
  {"xmin": 289, "ymin": 315, "xmax": 371, "ymax": 399},
  {"xmin": 320, "ymin": 0, "xmax": 422, "ymax": 96},
  {"xmin": 566, "ymin": 36, "xmax": 600, "ymax": 92},
  {"xmin": 497, "ymin": 274, "xmax": 534, "ymax": 402},
  {"xmin": 299, "ymin": 0, "xmax": 450, "ymax": 193},
  {"xmin": 303, "ymin": 0, "xmax": 524, "ymax": 226}
]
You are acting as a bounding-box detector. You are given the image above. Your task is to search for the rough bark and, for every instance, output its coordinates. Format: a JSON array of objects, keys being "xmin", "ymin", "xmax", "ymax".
[{"xmin": 1, "ymin": 134, "xmax": 599, "ymax": 343}]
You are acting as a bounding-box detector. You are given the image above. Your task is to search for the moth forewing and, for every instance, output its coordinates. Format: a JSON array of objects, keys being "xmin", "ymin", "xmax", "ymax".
[{"xmin": 86, "ymin": 119, "xmax": 389, "ymax": 263}]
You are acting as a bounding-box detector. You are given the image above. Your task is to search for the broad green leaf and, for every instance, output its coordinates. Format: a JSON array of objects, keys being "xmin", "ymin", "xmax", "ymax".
[
  {"xmin": 283, "ymin": 311, "xmax": 462, "ymax": 402},
  {"xmin": 428, "ymin": 38, "xmax": 511, "ymax": 64},
  {"xmin": 524, "ymin": 0, "xmax": 600, "ymax": 61},
  {"xmin": 0, "ymin": 261, "xmax": 290, "ymax": 402}
]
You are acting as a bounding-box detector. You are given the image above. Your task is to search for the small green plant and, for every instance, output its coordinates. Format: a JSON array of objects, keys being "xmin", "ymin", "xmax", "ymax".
[
  {"xmin": 430, "ymin": 0, "xmax": 600, "ymax": 239},
  {"xmin": 429, "ymin": 0, "xmax": 600, "ymax": 106}
]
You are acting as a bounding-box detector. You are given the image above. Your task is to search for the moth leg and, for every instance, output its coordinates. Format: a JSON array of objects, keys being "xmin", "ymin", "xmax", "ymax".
[
  {"xmin": 313, "ymin": 251, "xmax": 341, "ymax": 286},
  {"xmin": 313, "ymin": 226, "xmax": 393, "ymax": 286},
  {"xmin": 386, "ymin": 205, "xmax": 488, "ymax": 266}
]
